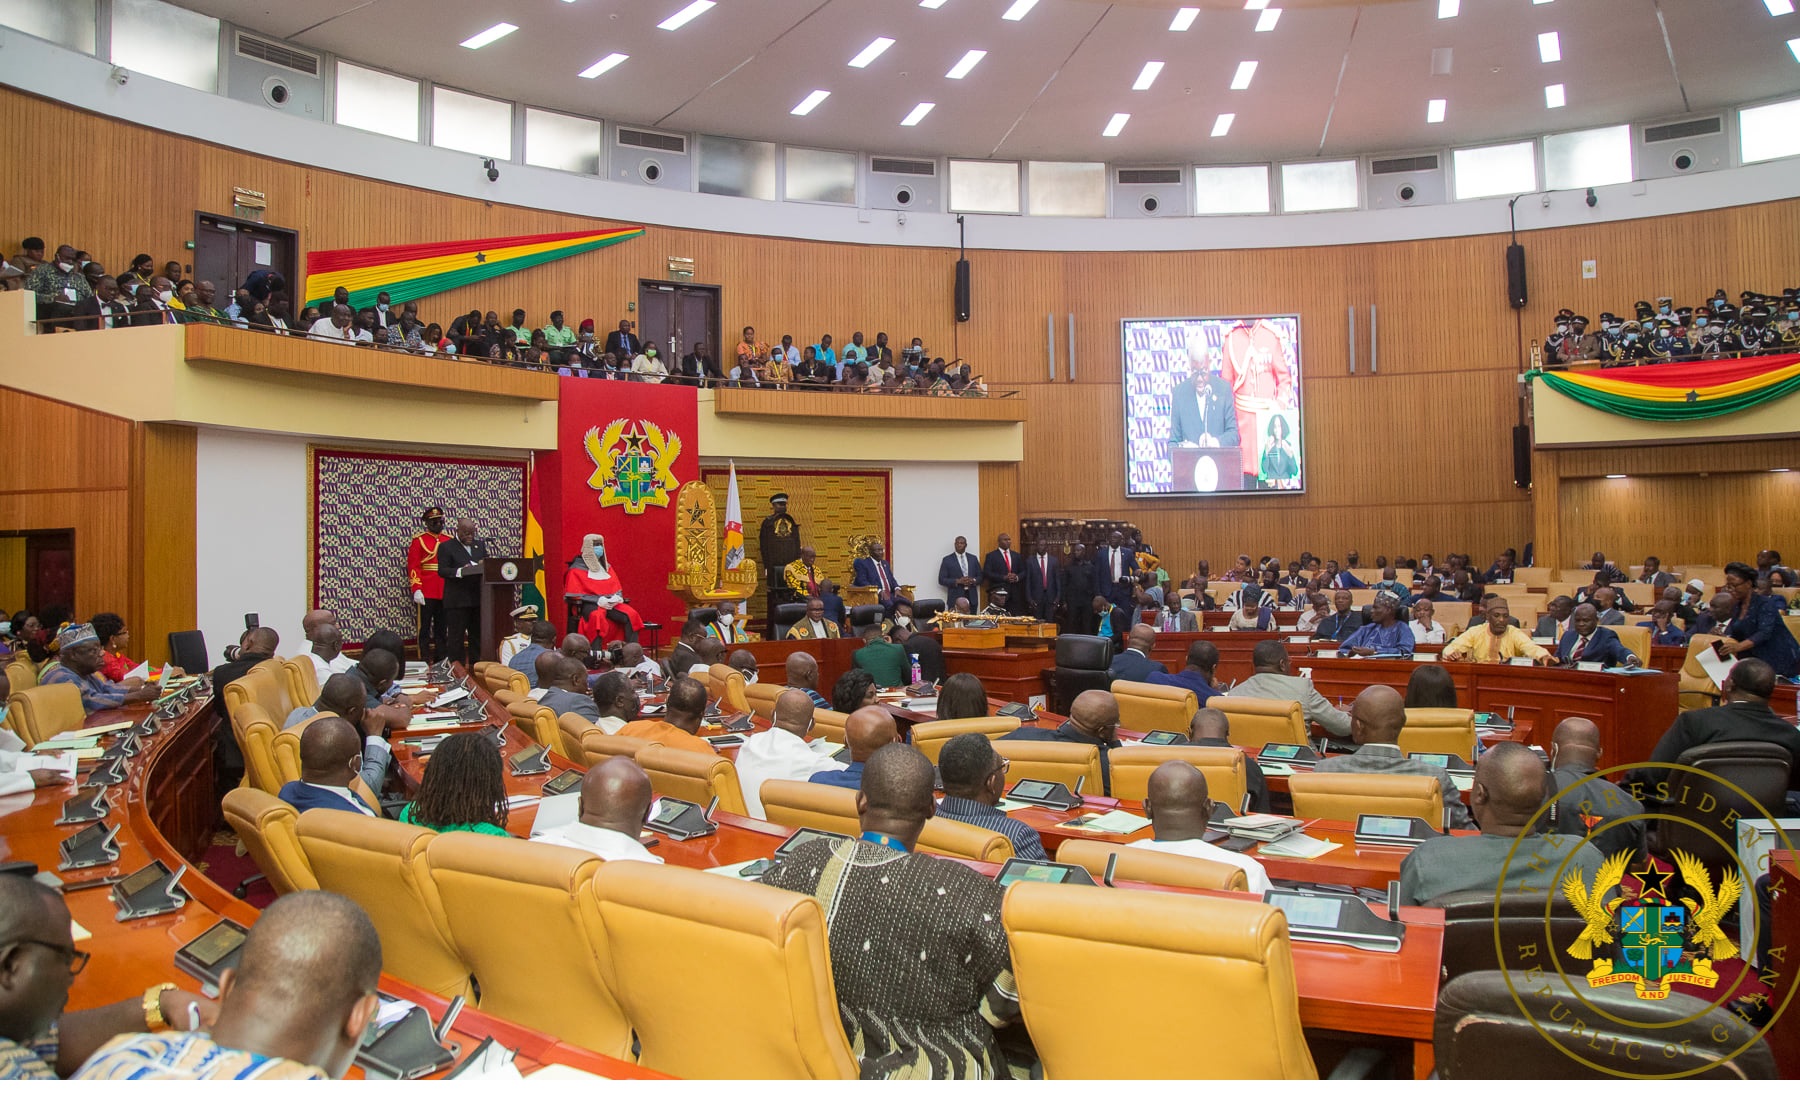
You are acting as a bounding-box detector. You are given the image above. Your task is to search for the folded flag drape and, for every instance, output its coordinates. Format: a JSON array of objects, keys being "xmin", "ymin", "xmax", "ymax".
[
  {"xmin": 1529, "ymin": 354, "xmax": 1800, "ymax": 421},
  {"xmin": 303, "ymin": 227, "xmax": 646, "ymax": 310}
]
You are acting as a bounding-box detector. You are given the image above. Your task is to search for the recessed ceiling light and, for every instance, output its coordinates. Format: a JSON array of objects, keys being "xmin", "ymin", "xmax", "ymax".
[
  {"xmin": 460, "ymin": 22, "xmax": 517, "ymax": 49},
  {"xmin": 1532, "ymin": 0, "xmax": 1553, "ymax": 4},
  {"xmin": 1604, "ymin": 474, "xmax": 1626, "ymax": 480},
  {"xmin": 658, "ymin": 0, "xmax": 715, "ymax": 31},
  {"xmin": 919, "ymin": 0, "xmax": 948, "ymax": 6},
  {"xmin": 1545, "ymin": 82, "xmax": 1565, "ymax": 108},
  {"xmin": 1538, "ymin": 31, "xmax": 1561, "ymax": 63},
  {"xmin": 1255, "ymin": 8, "xmax": 1281, "ymax": 31},
  {"xmin": 1767, "ymin": 0, "xmax": 1796, "ymax": 14},
  {"xmin": 1002, "ymin": 0, "xmax": 1038, "ymax": 20},
  {"xmin": 1427, "ymin": 98, "xmax": 1446, "ymax": 123},
  {"xmin": 848, "ymin": 37, "xmax": 895, "ymax": 68},
  {"xmin": 1230, "ymin": 60, "xmax": 1258, "ymax": 90},
  {"xmin": 1789, "ymin": 36, "xmax": 1800, "ymax": 61},
  {"xmin": 791, "ymin": 90, "xmax": 830, "ymax": 116},
  {"xmin": 579, "ymin": 52, "xmax": 629, "ymax": 78},
  {"xmin": 1211, "ymin": 113, "xmax": 1235, "ymax": 137},
  {"xmin": 1243, "ymin": 0, "xmax": 1270, "ymax": 9},
  {"xmin": 901, "ymin": 102, "xmax": 935, "ymax": 126},
  {"xmin": 1102, "ymin": 112, "xmax": 1130, "ymax": 137},
  {"xmin": 946, "ymin": 49, "xmax": 987, "ymax": 79},
  {"xmin": 1170, "ymin": 7, "xmax": 1200, "ymax": 30},
  {"xmin": 1772, "ymin": 468, "xmax": 1792, "ymax": 473},
  {"xmin": 1437, "ymin": 0, "xmax": 1459, "ymax": 17},
  {"xmin": 1133, "ymin": 61, "xmax": 1164, "ymax": 90}
]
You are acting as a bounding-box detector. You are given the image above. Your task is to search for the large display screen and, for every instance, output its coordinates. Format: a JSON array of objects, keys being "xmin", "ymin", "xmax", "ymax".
[{"xmin": 1121, "ymin": 316, "xmax": 1304, "ymax": 497}]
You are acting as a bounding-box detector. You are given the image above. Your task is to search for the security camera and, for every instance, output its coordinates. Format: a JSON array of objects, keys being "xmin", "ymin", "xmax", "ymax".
[
  {"xmin": 110, "ymin": 65, "xmax": 129, "ymax": 86},
  {"xmin": 483, "ymin": 158, "xmax": 499, "ymax": 183},
  {"xmin": 1585, "ymin": 187, "xmax": 1597, "ymax": 209}
]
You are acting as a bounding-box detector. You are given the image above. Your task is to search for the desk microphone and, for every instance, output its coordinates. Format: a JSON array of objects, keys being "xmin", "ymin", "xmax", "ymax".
[{"xmin": 1386, "ymin": 880, "xmax": 1402, "ymax": 922}]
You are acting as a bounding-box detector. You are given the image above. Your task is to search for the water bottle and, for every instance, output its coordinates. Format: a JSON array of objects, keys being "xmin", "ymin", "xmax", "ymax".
[{"xmin": 909, "ymin": 654, "xmax": 922, "ymax": 685}]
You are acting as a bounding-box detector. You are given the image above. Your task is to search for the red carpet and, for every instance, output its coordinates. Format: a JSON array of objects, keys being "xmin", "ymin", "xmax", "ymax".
[{"xmin": 199, "ymin": 827, "xmax": 279, "ymax": 910}]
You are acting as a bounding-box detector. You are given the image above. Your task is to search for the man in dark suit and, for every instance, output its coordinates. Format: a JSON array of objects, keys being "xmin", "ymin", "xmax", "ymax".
[
  {"xmin": 982, "ymin": 533, "xmax": 1024, "ymax": 610},
  {"xmin": 1062, "ymin": 543, "xmax": 1097, "ymax": 636},
  {"xmin": 69, "ymin": 276, "xmax": 131, "ymax": 331},
  {"xmin": 1554, "ymin": 604, "xmax": 1637, "ymax": 667},
  {"xmin": 851, "ymin": 542, "xmax": 902, "ymax": 615},
  {"xmin": 1003, "ymin": 689, "xmax": 1119, "ymax": 795},
  {"xmin": 603, "ymin": 318, "xmax": 638, "ymax": 360},
  {"xmin": 1630, "ymin": 659, "xmax": 1800, "ymax": 796},
  {"xmin": 1108, "ymin": 624, "xmax": 1161, "ymax": 683},
  {"xmin": 1533, "ymin": 596, "xmax": 1577, "ymax": 644},
  {"xmin": 437, "ymin": 517, "xmax": 488, "ymax": 664},
  {"xmin": 1148, "ymin": 640, "xmax": 1223, "ymax": 705},
  {"xmin": 892, "ymin": 622, "xmax": 946, "ymax": 685},
  {"xmin": 1168, "ymin": 349, "xmax": 1239, "ymax": 448},
  {"xmin": 673, "ymin": 341, "xmax": 711, "ymax": 387},
  {"xmin": 277, "ymin": 717, "xmax": 377, "ymax": 816},
  {"xmin": 1023, "ymin": 539, "xmax": 1061, "ymax": 622},
  {"xmin": 938, "ymin": 536, "xmax": 982, "ymax": 605},
  {"xmin": 1311, "ymin": 589, "xmax": 1366, "ymax": 643},
  {"xmin": 1093, "ymin": 531, "xmax": 1133, "ymax": 607}
]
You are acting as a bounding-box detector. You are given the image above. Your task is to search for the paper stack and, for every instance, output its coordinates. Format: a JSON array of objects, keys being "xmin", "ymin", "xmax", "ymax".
[{"xmin": 1218, "ymin": 813, "xmax": 1304, "ymax": 843}]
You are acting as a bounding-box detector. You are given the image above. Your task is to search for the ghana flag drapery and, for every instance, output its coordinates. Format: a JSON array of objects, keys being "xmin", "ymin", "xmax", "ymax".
[
  {"xmin": 1529, "ymin": 354, "xmax": 1800, "ymax": 421},
  {"xmin": 303, "ymin": 227, "xmax": 645, "ymax": 310}
]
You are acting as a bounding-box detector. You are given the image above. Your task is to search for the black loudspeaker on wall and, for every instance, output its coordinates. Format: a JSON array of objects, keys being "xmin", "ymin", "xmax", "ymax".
[
  {"xmin": 954, "ymin": 258, "xmax": 971, "ymax": 323},
  {"xmin": 1505, "ymin": 244, "xmax": 1527, "ymax": 309},
  {"xmin": 1511, "ymin": 424, "xmax": 1532, "ymax": 488}
]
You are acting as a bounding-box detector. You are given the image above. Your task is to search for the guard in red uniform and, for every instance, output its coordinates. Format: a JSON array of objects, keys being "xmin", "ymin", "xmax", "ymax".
[{"xmin": 408, "ymin": 506, "xmax": 453, "ymax": 661}]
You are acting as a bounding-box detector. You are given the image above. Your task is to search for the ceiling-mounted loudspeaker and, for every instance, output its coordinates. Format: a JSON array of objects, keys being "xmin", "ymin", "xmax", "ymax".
[
  {"xmin": 1396, "ymin": 183, "xmax": 1418, "ymax": 204},
  {"xmin": 639, "ymin": 160, "xmax": 663, "ymax": 184},
  {"xmin": 1141, "ymin": 195, "xmax": 1160, "ymax": 215},
  {"xmin": 1670, "ymin": 148, "xmax": 1697, "ymax": 173},
  {"xmin": 260, "ymin": 76, "xmax": 290, "ymax": 107},
  {"xmin": 894, "ymin": 185, "xmax": 913, "ymax": 206}
]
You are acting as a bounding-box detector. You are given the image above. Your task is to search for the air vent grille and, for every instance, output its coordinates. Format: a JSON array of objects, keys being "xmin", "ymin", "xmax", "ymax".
[
  {"xmin": 871, "ymin": 156, "xmax": 936, "ymax": 177},
  {"xmin": 1371, "ymin": 154, "xmax": 1440, "ymax": 175},
  {"xmin": 234, "ymin": 32, "xmax": 319, "ymax": 76},
  {"xmin": 1643, "ymin": 117, "xmax": 1722, "ymax": 144},
  {"xmin": 1116, "ymin": 168, "xmax": 1182, "ymax": 186},
  {"xmin": 618, "ymin": 128, "xmax": 687, "ymax": 154}
]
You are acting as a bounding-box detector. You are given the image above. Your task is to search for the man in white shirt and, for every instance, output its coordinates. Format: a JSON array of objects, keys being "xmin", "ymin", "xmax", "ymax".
[
  {"xmin": 735, "ymin": 690, "xmax": 848, "ymax": 819},
  {"xmin": 0, "ymin": 675, "xmax": 73, "ymax": 796},
  {"xmin": 590, "ymin": 672, "xmax": 641, "ymax": 734},
  {"xmin": 531, "ymin": 757, "xmax": 663, "ymax": 863},
  {"xmin": 302, "ymin": 623, "xmax": 357, "ymax": 686},
  {"xmin": 308, "ymin": 302, "xmax": 356, "ymax": 343},
  {"xmin": 1126, "ymin": 759, "xmax": 1271, "ymax": 894}
]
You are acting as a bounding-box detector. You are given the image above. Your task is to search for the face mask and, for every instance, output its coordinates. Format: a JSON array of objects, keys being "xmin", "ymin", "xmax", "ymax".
[
  {"xmin": 580, "ymin": 333, "xmax": 594, "ymax": 343},
  {"xmin": 1715, "ymin": 298, "xmax": 1727, "ymax": 308},
  {"xmin": 1627, "ymin": 333, "xmax": 1639, "ymax": 342},
  {"xmin": 56, "ymin": 261, "xmax": 74, "ymax": 273},
  {"xmin": 1556, "ymin": 324, "xmax": 1568, "ymax": 334},
  {"xmin": 1789, "ymin": 313, "xmax": 1798, "ymax": 322},
  {"xmin": 156, "ymin": 289, "xmax": 173, "ymax": 304},
  {"xmin": 646, "ymin": 348, "xmax": 657, "ymax": 357},
  {"xmin": 1659, "ymin": 305, "xmax": 1672, "ymax": 315},
  {"xmin": 1695, "ymin": 317, "xmax": 1708, "ymax": 327},
  {"xmin": 895, "ymin": 615, "xmax": 912, "ymax": 628}
]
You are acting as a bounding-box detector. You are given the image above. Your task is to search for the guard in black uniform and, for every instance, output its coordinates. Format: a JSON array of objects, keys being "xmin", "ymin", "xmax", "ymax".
[{"xmin": 758, "ymin": 492, "xmax": 803, "ymax": 638}]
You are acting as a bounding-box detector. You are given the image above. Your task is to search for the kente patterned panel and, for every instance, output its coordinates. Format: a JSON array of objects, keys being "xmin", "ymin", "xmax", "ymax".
[{"xmin": 699, "ymin": 468, "xmax": 890, "ymax": 587}]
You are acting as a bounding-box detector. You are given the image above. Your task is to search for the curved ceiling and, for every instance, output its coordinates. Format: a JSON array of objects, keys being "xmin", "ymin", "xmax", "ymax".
[{"xmin": 180, "ymin": 0, "xmax": 1798, "ymax": 163}]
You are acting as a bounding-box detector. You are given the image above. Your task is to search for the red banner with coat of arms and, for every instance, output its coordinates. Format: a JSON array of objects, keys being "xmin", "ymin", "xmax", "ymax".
[{"xmin": 536, "ymin": 378, "xmax": 699, "ymax": 638}]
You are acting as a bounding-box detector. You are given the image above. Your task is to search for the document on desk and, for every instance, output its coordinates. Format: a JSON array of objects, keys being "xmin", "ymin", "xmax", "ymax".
[
  {"xmin": 407, "ymin": 712, "xmax": 462, "ymax": 729},
  {"xmin": 428, "ymin": 687, "xmax": 470, "ymax": 708},
  {"xmin": 1450, "ymin": 773, "xmax": 1474, "ymax": 792},
  {"xmin": 1056, "ymin": 810, "xmax": 1151, "ymax": 836},
  {"xmin": 31, "ymin": 736, "xmax": 99, "ymax": 752},
  {"xmin": 1258, "ymin": 832, "xmax": 1340, "ymax": 859},
  {"xmin": 123, "ymin": 660, "xmax": 151, "ymax": 682},
  {"xmin": 1695, "ymin": 645, "xmax": 1737, "ymax": 687},
  {"xmin": 992, "ymin": 798, "xmax": 1035, "ymax": 813}
]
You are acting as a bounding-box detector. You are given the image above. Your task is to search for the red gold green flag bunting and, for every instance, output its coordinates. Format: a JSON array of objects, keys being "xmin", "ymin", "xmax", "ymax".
[
  {"xmin": 303, "ymin": 227, "xmax": 645, "ymax": 310},
  {"xmin": 1529, "ymin": 354, "xmax": 1800, "ymax": 421}
]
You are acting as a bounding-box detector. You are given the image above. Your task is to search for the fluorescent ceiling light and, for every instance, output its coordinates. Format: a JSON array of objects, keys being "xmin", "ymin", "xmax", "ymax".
[
  {"xmin": 1170, "ymin": 7, "xmax": 1200, "ymax": 30},
  {"xmin": 1790, "ymin": 36, "xmax": 1800, "ymax": 61},
  {"xmin": 1002, "ymin": 0, "xmax": 1038, "ymax": 20},
  {"xmin": 1427, "ymin": 98, "xmax": 1446, "ymax": 123},
  {"xmin": 1437, "ymin": 0, "xmax": 1459, "ymax": 17},
  {"xmin": 658, "ymin": 0, "xmax": 715, "ymax": 31},
  {"xmin": 1211, "ymin": 113, "xmax": 1235, "ymax": 137},
  {"xmin": 791, "ymin": 89, "xmax": 830, "ymax": 116},
  {"xmin": 946, "ymin": 49, "xmax": 987, "ymax": 78},
  {"xmin": 848, "ymin": 37, "xmax": 895, "ymax": 68},
  {"xmin": 1230, "ymin": 60, "xmax": 1258, "ymax": 89},
  {"xmin": 1133, "ymin": 61, "xmax": 1164, "ymax": 90},
  {"xmin": 1532, "ymin": 0, "xmax": 1553, "ymax": 4},
  {"xmin": 919, "ymin": 0, "xmax": 948, "ymax": 7},
  {"xmin": 1255, "ymin": 8, "xmax": 1281, "ymax": 31},
  {"xmin": 1538, "ymin": 31, "xmax": 1561, "ymax": 62},
  {"xmin": 1767, "ymin": 0, "xmax": 1796, "ymax": 14},
  {"xmin": 1772, "ymin": 468, "xmax": 1792, "ymax": 473},
  {"xmin": 460, "ymin": 22, "xmax": 517, "ymax": 49},
  {"xmin": 1102, "ymin": 112, "xmax": 1130, "ymax": 137},
  {"xmin": 901, "ymin": 102, "xmax": 935, "ymax": 126},
  {"xmin": 579, "ymin": 53, "xmax": 629, "ymax": 78},
  {"xmin": 1244, "ymin": 0, "xmax": 1270, "ymax": 9},
  {"xmin": 1605, "ymin": 474, "xmax": 1627, "ymax": 479},
  {"xmin": 1544, "ymin": 82, "xmax": 1565, "ymax": 108}
]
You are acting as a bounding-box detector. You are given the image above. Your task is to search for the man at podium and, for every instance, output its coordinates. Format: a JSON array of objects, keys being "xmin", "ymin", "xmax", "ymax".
[
  {"xmin": 566, "ymin": 533, "xmax": 643, "ymax": 646},
  {"xmin": 437, "ymin": 517, "xmax": 488, "ymax": 664},
  {"xmin": 1168, "ymin": 345, "xmax": 1238, "ymax": 449}
]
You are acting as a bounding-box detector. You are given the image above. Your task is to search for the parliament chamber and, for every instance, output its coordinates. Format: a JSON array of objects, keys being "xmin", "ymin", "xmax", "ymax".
[{"xmin": 5, "ymin": 0, "xmax": 1800, "ymax": 1082}]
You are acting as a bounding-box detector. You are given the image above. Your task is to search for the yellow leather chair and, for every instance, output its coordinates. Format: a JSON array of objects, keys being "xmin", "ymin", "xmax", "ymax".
[
  {"xmin": 247, "ymin": 659, "xmax": 295, "ymax": 724},
  {"xmin": 1432, "ymin": 601, "xmax": 1473, "ymax": 631},
  {"xmin": 1206, "ymin": 696, "xmax": 1308, "ymax": 752},
  {"xmin": 296, "ymin": 811, "xmax": 473, "ymax": 1000},
  {"xmin": 493, "ymin": 689, "xmax": 524, "ymax": 708},
  {"xmin": 425, "ymin": 833, "xmax": 629, "ymax": 1058},
  {"xmin": 471, "ymin": 660, "xmax": 499, "ymax": 680},
  {"xmin": 221, "ymin": 786, "xmax": 318, "ymax": 894},
  {"xmin": 1396, "ymin": 708, "xmax": 1478, "ymax": 761},
  {"xmin": 1679, "ymin": 634, "xmax": 1723, "ymax": 710},
  {"xmin": 992, "ymin": 740, "xmax": 1104, "ymax": 795},
  {"xmin": 911, "ymin": 716, "xmax": 1021, "ymax": 763},
  {"xmin": 744, "ymin": 682, "xmax": 783, "ymax": 720},
  {"xmin": 1055, "ymin": 838, "xmax": 1248, "ymax": 892},
  {"xmin": 1288, "ymin": 771, "xmax": 1443, "ymax": 830},
  {"xmin": 638, "ymin": 744, "xmax": 749, "ymax": 816},
  {"xmin": 1511, "ymin": 567, "xmax": 1553, "ymax": 588},
  {"xmin": 811, "ymin": 707, "xmax": 848, "ymax": 744},
  {"xmin": 4, "ymin": 661, "xmax": 36, "ymax": 699},
  {"xmin": 281, "ymin": 656, "xmax": 321, "ymax": 709},
  {"xmin": 481, "ymin": 664, "xmax": 529, "ymax": 697},
  {"xmin": 557, "ymin": 713, "xmax": 594, "ymax": 762},
  {"xmin": 1003, "ymin": 883, "xmax": 1316, "ymax": 1078},
  {"xmin": 707, "ymin": 664, "xmax": 750, "ymax": 713},
  {"xmin": 592, "ymin": 862, "xmax": 859, "ymax": 1079},
  {"xmin": 760, "ymin": 780, "xmax": 859, "ymax": 834},
  {"xmin": 237, "ymin": 701, "xmax": 290, "ymax": 795},
  {"xmin": 582, "ymin": 730, "xmax": 658, "ymax": 767},
  {"xmin": 507, "ymin": 700, "xmax": 565, "ymax": 758},
  {"xmin": 1110, "ymin": 680, "xmax": 1199, "ymax": 734},
  {"xmin": 1613, "ymin": 625, "xmax": 1651, "ymax": 667},
  {"xmin": 1108, "ymin": 745, "xmax": 1247, "ymax": 812},
  {"xmin": 7, "ymin": 683, "xmax": 86, "ymax": 747},
  {"xmin": 918, "ymin": 817, "xmax": 1014, "ymax": 863}
]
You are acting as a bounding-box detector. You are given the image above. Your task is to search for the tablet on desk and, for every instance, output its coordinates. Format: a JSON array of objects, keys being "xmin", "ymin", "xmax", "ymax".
[
  {"xmin": 1140, "ymin": 731, "xmax": 1188, "ymax": 746},
  {"xmin": 507, "ymin": 744, "xmax": 551, "ymax": 776},
  {"xmin": 995, "ymin": 858, "xmax": 1097, "ymax": 888},
  {"xmin": 774, "ymin": 827, "xmax": 851, "ymax": 859}
]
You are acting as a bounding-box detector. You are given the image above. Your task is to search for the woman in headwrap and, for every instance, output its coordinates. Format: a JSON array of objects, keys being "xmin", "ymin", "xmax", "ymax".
[{"xmin": 564, "ymin": 534, "xmax": 644, "ymax": 646}]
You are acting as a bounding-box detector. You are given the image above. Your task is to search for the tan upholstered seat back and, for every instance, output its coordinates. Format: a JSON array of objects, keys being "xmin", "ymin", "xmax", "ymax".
[
  {"xmin": 282, "ymin": 656, "xmax": 321, "ymax": 709},
  {"xmin": 581, "ymin": 730, "xmax": 658, "ymax": 767},
  {"xmin": 917, "ymin": 817, "xmax": 1014, "ymax": 863},
  {"xmin": 221, "ymin": 786, "xmax": 317, "ymax": 894},
  {"xmin": 592, "ymin": 862, "xmax": 858, "ymax": 1079},
  {"xmin": 1108, "ymin": 745, "xmax": 1247, "ymax": 812},
  {"xmin": 912, "ymin": 716, "xmax": 1021, "ymax": 763},
  {"xmin": 425, "ymin": 833, "xmax": 629, "ymax": 1057},
  {"xmin": 296, "ymin": 811, "xmax": 472, "ymax": 1000},
  {"xmin": 236, "ymin": 701, "xmax": 288, "ymax": 796},
  {"xmin": 4, "ymin": 661, "xmax": 36, "ymax": 701},
  {"xmin": 811, "ymin": 707, "xmax": 848, "ymax": 744},
  {"xmin": 760, "ymin": 780, "xmax": 860, "ymax": 834},
  {"xmin": 1679, "ymin": 634, "xmax": 1723, "ymax": 709},
  {"xmin": 1288, "ymin": 771, "xmax": 1443, "ymax": 829},
  {"xmin": 557, "ymin": 713, "xmax": 594, "ymax": 762},
  {"xmin": 993, "ymin": 739, "xmax": 1104, "ymax": 795},
  {"xmin": 744, "ymin": 682, "xmax": 783, "ymax": 720},
  {"xmin": 1206, "ymin": 696, "xmax": 1308, "ymax": 752},
  {"xmin": 1004, "ymin": 883, "xmax": 1316, "ymax": 1078},
  {"xmin": 1111, "ymin": 680, "xmax": 1200, "ymax": 735},
  {"xmin": 1397, "ymin": 707, "xmax": 1478, "ymax": 761},
  {"xmin": 247, "ymin": 659, "xmax": 295, "ymax": 723},
  {"xmin": 1055, "ymin": 838, "xmax": 1248, "ymax": 893},
  {"xmin": 507, "ymin": 700, "xmax": 564, "ymax": 757},
  {"xmin": 638, "ymin": 745, "xmax": 749, "ymax": 815},
  {"xmin": 492, "ymin": 689, "xmax": 523, "ymax": 707},
  {"xmin": 8, "ymin": 683, "xmax": 86, "ymax": 747},
  {"xmin": 707, "ymin": 664, "xmax": 750, "ymax": 713},
  {"xmin": 1613, "ymin": 625, "xmax": 1651, "ymax": 667}
]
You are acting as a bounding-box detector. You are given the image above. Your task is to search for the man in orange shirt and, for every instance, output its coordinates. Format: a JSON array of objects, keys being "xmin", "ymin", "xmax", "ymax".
[
  {"xmin": 615, "ymin": 676, "xmax": 719, "ymax": 756},
  {"xmin": 407, "ymin": 506, "xmax": 453, "ymax": 662}
]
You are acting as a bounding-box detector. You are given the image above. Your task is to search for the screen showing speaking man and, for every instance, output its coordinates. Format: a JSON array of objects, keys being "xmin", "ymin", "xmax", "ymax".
[{"xmin": 1122, "ymin": 315, "xmax": 1303, "ymax": 497}]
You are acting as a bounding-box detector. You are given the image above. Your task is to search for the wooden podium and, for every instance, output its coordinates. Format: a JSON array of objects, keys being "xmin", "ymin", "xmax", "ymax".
[
  {"xmin": 478, "ymin": 557, "xmax": 543, "ymax": 662},
  {"xmin": 1171, "ymin": 446, "xmax": 1246, "ymax": 492}
]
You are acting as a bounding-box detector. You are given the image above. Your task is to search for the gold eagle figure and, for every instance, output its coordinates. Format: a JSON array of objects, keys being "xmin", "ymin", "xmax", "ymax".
[
  {"xmin": 583, "ymin": 420, "xmax": 626, "ymax": 491},
  {"xmin": 1673, "ymin": 849, "xmax": 1743, "ymax": 961},
  {"xmin": 1563, "ymin": 848, "xmax": 1634, "ymax": 960}
]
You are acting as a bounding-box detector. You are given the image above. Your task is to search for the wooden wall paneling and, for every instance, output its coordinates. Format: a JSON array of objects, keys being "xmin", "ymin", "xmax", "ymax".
[
  {"xmin": 1532, "ymin": 448, "xmax": 1562, "ymax": 577},
  {"xmin": 1557, "ymin": 470, "xmax": 1800, "ymax": 571},
  {"xmin": 128, "ymin": 423, "xmax": 197, "ymax": 666},
  {"xmin": 977, "ymin": 462, "xmax": 1020, "ymax": 554},
  {"xmin": 1554, "ymin": 439, "xmax": 1800, "ymax": 479}
]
